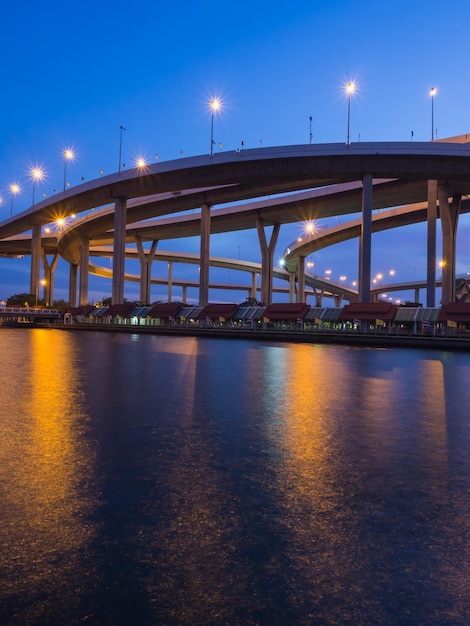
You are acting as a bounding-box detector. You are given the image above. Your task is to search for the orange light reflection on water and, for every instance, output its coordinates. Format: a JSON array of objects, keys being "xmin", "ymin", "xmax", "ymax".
[{"xmin": 0, "ymin": 329, "xmax": 96, "ymax": 597}]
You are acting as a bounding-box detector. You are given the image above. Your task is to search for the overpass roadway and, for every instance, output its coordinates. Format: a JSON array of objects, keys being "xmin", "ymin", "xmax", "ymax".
[{"xmin": 1, "ymin": 140, "xmax": 470, "ymax": 305}]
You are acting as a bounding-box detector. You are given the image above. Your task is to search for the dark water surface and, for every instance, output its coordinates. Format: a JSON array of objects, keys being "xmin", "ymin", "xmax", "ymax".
[{"xmin": 1, "ymin": 328, "xmax": 469, "ymax": 625}]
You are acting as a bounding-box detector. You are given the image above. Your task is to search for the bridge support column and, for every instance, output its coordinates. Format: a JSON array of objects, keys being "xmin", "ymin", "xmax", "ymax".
[
  {"xmin": 69, "ymin": 263, "xmax": 78, "ymax": 307},
  {"xmin": 426, "ymin": 180, "xmax": 437, "ymax": 307},
  {"xmin": 199, "ymin": 203, "xmax": 210, "ymax": 306},
  {"xmin": 41, "ymin": 251, "xmax": 59, "ymax": 306},
  {"xmin": 168, "ymin": 261, "xmax": 173, "ymax": 302},
  {"xmin": 334, "ymin": 293, "xmax": 344, "ymax": 308},
  {"xmin": 30, "ymin": 224, "xmax": 42, "ymax": 301},
  {"xmin": 112, "ymin": 197, "xmax": 127, "ymax": 305},
  {"xmin": 136, "ymin": 236, "xmax": 158, "ymax": 304},
  {"xmin": 256, "ymin": 219, "xmax": 280, "ymax": 306},
  {"xmin": 288, "ymin": 271, "xmax": 296, "ymax": 303},
  {"xmin": 438, "ymin": 185, "xmax": 461, "ymax": 305},
  {"xmin": 358, "ymin": 173, "xmax": 372, "ymax": 303},
  {"xmin": 297, "ymin": 256, "xmax": 305, "ymax": 303},
  {"xmin": 79, "ymin": 236, "xmax": 89, "ymax": 305},
  {"xmin": 251, "ymin": 272, "xmax": 257, "ymax": 300},
  {"xmin": 182, "ymin": 285, "xmax": 187, "ymax": 303},
  {"xmin": 315, "ymin": 289, "xmax": 324, "ymax": 307}
]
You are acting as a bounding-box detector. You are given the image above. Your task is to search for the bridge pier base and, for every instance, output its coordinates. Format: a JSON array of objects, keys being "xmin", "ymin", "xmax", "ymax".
[
  {"xmin": 439, "ymin": 185, "xmax": 461, "ymax": 304},
  {"xmin": 30, "ymin": 224, "xmax": 42, "ymax": 302},
  {"xmin": 112, "ymin": 197, "xmax": 127, "ymax": 305},
  {"xmin": 427, "ymin": 180, "xmax": 437, "ymax": 307},
  {"xmin": 358, "ymin": 173, "xmax": 372, "ymax": 303},
  {"xmin": 79, "ymin": 237, "xmax": 89, "ymax": 305},
  {"xmin": 69, "ymin": 263, "xmax": 78, "ymax": 308},
  {"xmin": 136, "ymin": 236, "xmax": 158, "ymax": 304},
  {"xmin": 41, "ymin": 251, "xmax": 59, "ymax": 306},
  {"xmin": 199, "ymin": 203, "xmax": 211, "ymax": 306},
  {"xmin": 257, "ymin": 219, "xmax": 280, "ymax": 305}
]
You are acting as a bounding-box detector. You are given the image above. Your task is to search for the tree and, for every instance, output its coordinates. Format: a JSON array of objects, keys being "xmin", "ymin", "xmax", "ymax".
[{"xmin": 6, "ymin": 293, "xmax": 46, "ymax": 307}]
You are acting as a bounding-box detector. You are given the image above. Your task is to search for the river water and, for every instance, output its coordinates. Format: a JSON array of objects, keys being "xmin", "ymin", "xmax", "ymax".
[{"xmin": 0, "ymin": 328, "xmax": 469, "ymax": 625}]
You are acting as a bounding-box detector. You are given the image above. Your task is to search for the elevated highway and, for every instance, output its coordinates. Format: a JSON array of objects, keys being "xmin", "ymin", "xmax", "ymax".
[{"xmin": 0, "ymin": 139, "xmax": 469, "ymax": 307}]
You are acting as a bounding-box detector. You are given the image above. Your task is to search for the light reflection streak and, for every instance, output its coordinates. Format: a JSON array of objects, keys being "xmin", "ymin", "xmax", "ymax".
[{"xmin": 0, "ymin": 329, "xmax": 95, "ymax": 598}]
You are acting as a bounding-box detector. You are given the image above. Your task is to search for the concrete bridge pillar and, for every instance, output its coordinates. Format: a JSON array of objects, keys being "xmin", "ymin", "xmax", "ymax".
[
  {"xmin": 69, "ymin": 263, "xmax": 78, "ymax": 307},
  {"xmin": 199, "ymin": 203, "xmax": 211, "ymax": 306},
  {"xmin": 256, "ymin": 219, "xmax": 280, "ymax": 306},
  {"xmin": 251, "ymin": 272, "xmax": 257, "ymax": 300},
  {"xmin": 358, "ymin": 173, "xmax": 372, "ymax": 303},
  {"xmin": 168, "ymin": 261, "xmax": 173, "ymax": 302},
  {"xmin": 41, "ymin": 251, "xmax": 59, "ymax": 306},
  {"xmin": 30, "ymin": 224, "xmax": 42, "ymax": 300},
  {"xmin": 288, "ymin": 271, "xmax": 296, "ymax": 303},
  {"xmin": 112, "ymin": 197, "xmax": 127, "ymax": 305},
  {"xmin": 182, "ymin": 285, "xmax": 187, "ymax": 303},
  {"xmin": 297, "ymin": 256, "xmax": 305, "ymax": 303},
  {"xmin": 426, "ymin": 180, "xmax": 437, "ymax": 307},
  {"xmin": 135, "ymin": 236, "xmax": 158, "ymax": 304},
  {"xmin": 79, "ymin": 236, "xmax": 89, "ymax": 305},
  {"xmin": 438, "ymin": 185, "xmax": 461, "ymax": 304}
]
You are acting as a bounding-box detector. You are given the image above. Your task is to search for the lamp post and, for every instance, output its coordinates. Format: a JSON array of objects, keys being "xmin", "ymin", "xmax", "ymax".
[
  {"xmin": 9, "ymin": 183, "xmax": 20, "ymax": 217},
  {"xmin": 210, "ymin": 98, "xmax": 221, "ymax": 156},
  {"xmin": 30, "ymin": 167, "xmax": 44, "ymax": 205},
  {"xmin": 119, "ymin": 125, "xmax": 126, "ymax": 173},
  {"xmin": 309, "ymin": 116, "xmax": 313, "ymax": 144},
  {"xmin": 63, "ymin": 148, "xmax": 74, "ymax": 191},
  {"xmin": 345, "ymin": 81, "xmax": 355, "ymax": 145},
  {"xmin": 430, "ymin": 87, "xmax": 437, "ymax": 141}
]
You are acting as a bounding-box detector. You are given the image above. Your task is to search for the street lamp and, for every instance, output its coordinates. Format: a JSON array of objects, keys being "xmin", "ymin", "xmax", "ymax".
[
  {"xmin": 309, "ymin": 116, "xmax": 313, "ymax": 144},
  {"xmin": 345, "ymin": 81, "xmax": 356, "ymax": 145},
  {"xmin": 119, "ymin": 126, "xmax": 126, "ymax": 173},
  {"xmin": 430, "ymin": 87, "xmax": 437, "ymax": 141},
  {"xmin": 63, "ymin": 148, "xmax": 74, "ymax": 191},
  {"xmin": 210, "ymin": 98, "xmax": 221, "ymax": 156},
  {"xmin": 30, "ymin": 167, "xmax": 44, "ymax": 205},
  {"xmin": 9, "ymin": 183, "xmax": 21, "ymax": 216}
]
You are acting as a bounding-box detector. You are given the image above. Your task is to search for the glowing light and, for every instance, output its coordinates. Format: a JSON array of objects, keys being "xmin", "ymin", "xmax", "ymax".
[
  {"xmin": 10, "ymin": 183, "xmax": 21, "ymax": 195},
  {"xmin": 279, "ymin": 258, "xmax": 285, "ymax": 267},
  {"xmin": 210, "ymin": 97, "xmax": 221, "ymax": 113},
  {"xmin": 339, "ymin": 275, "xmax": 347, "ymax": 282},
  {"xmin": 136, "ymin": 157, "xmax": 147, "ymax": 169},
  {"xmin": 31, "ymin": 166, "xmax": 44, "ymax": 182},
  {"xmin": 430, "ymin": 87, "xmax": 437, "ymax": 97},
  {"xmin": 345, "ymin": 81, "xmax": 356, "ymax": 96},
  {"xmin": 303, "ymin": 220, "xmax": 317, "ymax": 236}
]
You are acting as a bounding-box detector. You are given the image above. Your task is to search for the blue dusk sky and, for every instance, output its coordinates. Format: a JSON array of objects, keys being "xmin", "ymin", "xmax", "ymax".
[{"xmin": 1, "ymin": 0, "xmax": 470, "ymax": 304}]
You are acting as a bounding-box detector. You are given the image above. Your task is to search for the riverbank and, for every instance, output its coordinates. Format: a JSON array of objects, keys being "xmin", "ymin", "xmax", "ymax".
[{"xmin": 43, "ymin": 322, "xmax": 470, "ymax": 351}]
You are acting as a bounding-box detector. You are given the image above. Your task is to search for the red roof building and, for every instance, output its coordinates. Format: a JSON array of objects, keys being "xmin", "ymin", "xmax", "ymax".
[
  {"xmin": 147, "ymin": 303, "xmax": 184, "ymax": 319},
  {"xmin": 198, "ymin": 303, "xmax": 240, "ymax": 321},
  {"xmin": 439, "ymin": 303, "xmax": 470, "ymax": 323},
  {"xmin": 262, "ymin": 303, "xmax": 310, "ymax": 321},
  {"xmin": 339, "ymin": 302, "xmax": 398, "ymax": 321}
]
